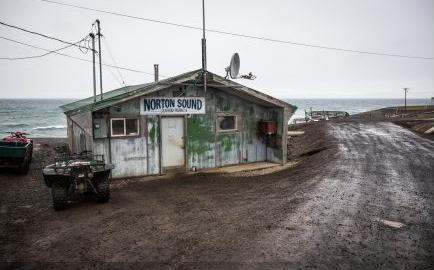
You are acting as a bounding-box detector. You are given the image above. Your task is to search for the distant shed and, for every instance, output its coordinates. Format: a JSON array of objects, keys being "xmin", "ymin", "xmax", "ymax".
[{"xmin": 60, "ymin": 69, "xmax": 297, "ymax": 178}]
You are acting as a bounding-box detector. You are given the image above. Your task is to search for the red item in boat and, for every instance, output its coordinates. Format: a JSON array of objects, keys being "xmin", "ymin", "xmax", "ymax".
[{"xmin": 3, "ymin": 132, "xmax": 32, "ymax": 144}]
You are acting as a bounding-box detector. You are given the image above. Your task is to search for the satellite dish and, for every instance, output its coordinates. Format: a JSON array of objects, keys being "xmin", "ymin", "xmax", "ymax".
[{"xmin": 225, "ymin": 53, "xmax": 240, "ymax": 79}]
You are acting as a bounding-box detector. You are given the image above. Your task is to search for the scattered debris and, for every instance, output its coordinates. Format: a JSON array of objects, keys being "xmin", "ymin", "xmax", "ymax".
[
  {"xmin": 378, "ymin": 218, "xmax": 406, "ymax": 229},
  {"xmin": 424, "ymin": 126, "xmax": 434, "ymax": 134},
  {"xmin": 287, "ymin": 131, "xmax": 305, "ymax": 137},
  {"xmin": 305, "ymin": 110, "xmax": 349, "ymax": 122}
]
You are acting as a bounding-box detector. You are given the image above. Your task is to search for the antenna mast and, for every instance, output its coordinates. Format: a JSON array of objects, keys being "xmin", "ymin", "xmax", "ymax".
[
  {"xmin": 90, "ymin": 33, "xmax": 96, "ymax": 103},
  {"xmin": 96, "ymin": 19, "xmax": 103, "ymax": 100},
  {"xmin": 403, "ymin": 88, "xmax": 409, "ymax": 114},
  {"xmin": 201, "ymin": 0, "xmax": 207, "ymax": 94}
]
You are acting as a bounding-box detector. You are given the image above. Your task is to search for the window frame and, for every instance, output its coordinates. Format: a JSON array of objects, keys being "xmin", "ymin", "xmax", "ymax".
[
  {"xmin": 216, "ymin": 114, "xmax": 239, "ymax": 132},
  {"xmin": 110, "ymin": 117, "xmax": 139, "ymax": 137}
]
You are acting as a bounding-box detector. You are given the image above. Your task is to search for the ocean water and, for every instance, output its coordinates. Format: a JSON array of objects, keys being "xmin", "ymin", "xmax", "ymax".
[
  {"xmin": 0, "ymin": 99, "xmax": 74, "ymax": 138},
  {"xmin": 0, "ymin": 98, "xmax": 432, "ymax": 138}
]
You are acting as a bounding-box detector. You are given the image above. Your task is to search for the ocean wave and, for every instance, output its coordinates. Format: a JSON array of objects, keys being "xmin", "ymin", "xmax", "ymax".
[
  {"xmin": 0, "ymin": 109, "xmax": 26, "ymax": 114},
  {"xmin": 0, "ymin": 123, "xmax": 29, "ymax": 128},
  {"xmin": 32, "ymin": 125, "xmax": 67, "ymax": 130}
]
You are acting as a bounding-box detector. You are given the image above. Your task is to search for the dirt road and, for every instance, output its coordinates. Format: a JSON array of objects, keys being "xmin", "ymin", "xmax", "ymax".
[{"xmin": 1, "ymin": 121, "xmax": 433, "ymax": 269}]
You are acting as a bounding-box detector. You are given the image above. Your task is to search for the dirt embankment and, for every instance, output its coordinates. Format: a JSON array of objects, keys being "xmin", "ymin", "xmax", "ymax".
[
  {"xmin": 349, "ymin": 105, "xmax": 434, "ymax": 140},
  {"xmin": 287, "ymin": 122, "xmax": 329, "ymax": 160},
  {"xmin": 351, "ymin": 104, "xmax": 434, "ymax": 120},
  {"xmin": 393, "ymin": 120, "xmax": 434, "ymax": 141}
]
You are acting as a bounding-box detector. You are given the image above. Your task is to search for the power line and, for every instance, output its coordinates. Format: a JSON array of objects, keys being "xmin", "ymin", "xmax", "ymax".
[
  {"xmin": 40, "ymin": 0, "xmax": 434, "ymax": 60},
  {"xmin": 0, "ymin": 36, "xmax": 87, "ymax": 60},
  {"xmin": 0, "ymin": 20, "xmax": 92, "ymax": 52},
  {"xmin": 102, "ymin": 36, "xmax": 126, "ymax": 85},
  {"xmin": 0, "ymin": 36, "xmax": 165, "ymax": 77},
  {"xmin": 105, "ymin": 59, "xmax": 125, "ymax": 87}
]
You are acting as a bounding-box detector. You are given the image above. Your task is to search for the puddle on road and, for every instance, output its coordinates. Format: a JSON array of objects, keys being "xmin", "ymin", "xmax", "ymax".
[
  {"xmin": 365, "ymin": 128, "xmax": 390, "ymax": 136},
  {"xmin": 377, "ymin": 218, "xmax": 406, "ymax": 228}
]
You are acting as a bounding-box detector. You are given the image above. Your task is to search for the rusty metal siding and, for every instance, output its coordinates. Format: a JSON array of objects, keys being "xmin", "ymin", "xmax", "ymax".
[
  {"xmin": 187, "ymin": 114, "xmax": 216, "ymax": 169},
  {"xmin": 92, "ymin": 139, "xmax": 109, "ymax": 162},
  {"xmin": 186, "ymin": 86, "xmax": 216, "ymax": 169},
  {"xmin": 184, "ymin": 86, "xmax": 279, "ymax": 169},
  {"xmin": 69, "ymin": 111, "xmax": 93, "ymax": 154},
  {"xmin": 93, "ymin": 118, "xmax": 108, "ymax": 139},
  {"xmin": 108, "ymin": 98, "xmax": 140, "ymax": 114},
  {"xmin": 71, "ymin": 123, "xmax": 85, "ymax": 154},
  {"xmin": 92, "ymin": 98, "xmax": 150, "ymax": 178},
  {"xmin": 282, "ymin": 107, "xmax": 290, "ymax": 164},
  {"xmin": 110, "ymin": 137, "xmax": 147, "ymax": 178},
  {"xmin": 242, "ymin": 104, "xmax": 267, "ymax": 162},
  {"xmin": 216, "ymin": 132, "xmax": 241, "ymax": 166},
  {"xmin": 214, "ymin": 90, "xmax": 243, "ymax": 166},
  {"xmin": 265, "ymin": 108, "xmax": 284, "ymax": 163},
  {"xmin": 146, "ymin": 115, "xmax": 160, "ymax": 174}
]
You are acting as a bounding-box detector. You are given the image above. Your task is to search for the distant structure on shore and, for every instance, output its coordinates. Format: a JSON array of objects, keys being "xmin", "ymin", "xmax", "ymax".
[{"xmin": 291, "ymin": 109, "xmax": 349, "ymax": 124}]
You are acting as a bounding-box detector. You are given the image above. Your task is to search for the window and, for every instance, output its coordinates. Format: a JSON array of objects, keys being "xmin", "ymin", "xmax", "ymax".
[
  {"xmin": 125, "ymin": 119, "xmax": 139, "ymax": 135},
  {"xmin": 217, "ymin": 115, "xmax": 237, "ymax": 132},
  {"xmin": 110, "ymin": 118, "xmax": 139, "ymax": 137},
  {"xmin": 111, "ymin": 119, "xmax": 124, "ymax": 136}
]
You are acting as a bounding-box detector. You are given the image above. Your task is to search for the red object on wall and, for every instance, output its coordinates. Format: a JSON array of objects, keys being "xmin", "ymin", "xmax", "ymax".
[{"xmin": 258, "ymin": 121, "xmax": 277, "ymax": 135}]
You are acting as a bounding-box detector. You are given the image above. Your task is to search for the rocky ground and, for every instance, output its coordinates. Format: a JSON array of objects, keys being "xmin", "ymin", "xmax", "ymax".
[{"xmin": 1, "ymin": 121, "xmax": 433, "ymax": 269}]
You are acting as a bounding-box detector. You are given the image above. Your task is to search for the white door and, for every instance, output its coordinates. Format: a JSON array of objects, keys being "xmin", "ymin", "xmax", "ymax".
[{"xmin": 161, "ymin": 117, "xmax": 185, "ymax": 168}]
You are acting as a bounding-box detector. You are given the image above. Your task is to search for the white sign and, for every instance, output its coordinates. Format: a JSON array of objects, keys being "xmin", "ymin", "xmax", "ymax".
[{"xmin": 140, "ymin": 97, "xmax": 206, "ymax": 115}]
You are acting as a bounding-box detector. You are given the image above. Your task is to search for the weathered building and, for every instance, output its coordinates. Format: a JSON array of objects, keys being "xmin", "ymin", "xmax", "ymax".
[{"xmin": 61, "ymin": 69, "xmax": 297, "ymax": 179}]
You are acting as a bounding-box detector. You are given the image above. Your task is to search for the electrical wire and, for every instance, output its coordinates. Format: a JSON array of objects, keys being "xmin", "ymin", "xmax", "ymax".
[
  {"xmin": 0, "ymin": 20, "xmax": 93, "ymax": 52},
  {"xmin": 78, "ymin": 35, "xmax": 93, "ymax": 54},
  {"xmin": 0, "ymin": 36, "xmax": 163, "ymax": 76},
  {"xmin": 40, "ymin": 0, "xmax": 434, "ymax": 60},
  {"xmin": 104, "ymin": 57, "xmax": 125, "ymax": 87},
  {"xmin": 1, "ymin": 36, "xmax": 251, "ymax": 89},
  {"xmin": 102, "ymin": 36, "xmax": 127, "ymax": 85},
  {"xmin": 0, "ymin": 37, "xmax": 86, "ymax": 60}
]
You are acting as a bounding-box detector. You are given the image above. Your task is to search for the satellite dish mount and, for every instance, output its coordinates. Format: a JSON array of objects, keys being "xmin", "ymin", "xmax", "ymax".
[
  {"xmin": 225, "ymin": 53, "xmax": 240, "ymax": 79},
  {"xmin": 225, "ymin": 52, "xmax": 256, "ymax": 80}
]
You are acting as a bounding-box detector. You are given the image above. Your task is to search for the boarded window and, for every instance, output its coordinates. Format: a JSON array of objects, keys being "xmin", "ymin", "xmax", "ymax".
[
  {"xmin": 217, "ymin": 115, "xmax": 237, "ymax": 131},
  {"xmin": 111, "ymin": 118, "xmax": 139, "ymax": 137},
  {"xmin": 111, "ymin": 119, "xmax": 125, "ymax": 136},
  {"xmin": 126, "ymin": 119, "xmax": 139, "ymax": 135}
]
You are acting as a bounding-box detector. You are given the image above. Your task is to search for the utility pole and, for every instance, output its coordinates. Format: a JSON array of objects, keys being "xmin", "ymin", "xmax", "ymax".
[
  {"xmin": 403, "ymin": 88, "xmax": 409, "ymax": 114},
  {"xmin": 90, "ymin": 33, "xmax": 97, "ymax": 103},
  {"xmin": 201, "ymin": 0, "xmax": 207, "ymax": 94},
  {"xmin": 96, "ymin": 19, "xmax": 103, "ymax": 100}
]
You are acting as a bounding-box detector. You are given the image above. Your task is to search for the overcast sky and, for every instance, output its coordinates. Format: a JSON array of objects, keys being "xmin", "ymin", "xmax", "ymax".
[{"xmin": 0, "ymin": 0, "xmax": 433, "ymax": 99}]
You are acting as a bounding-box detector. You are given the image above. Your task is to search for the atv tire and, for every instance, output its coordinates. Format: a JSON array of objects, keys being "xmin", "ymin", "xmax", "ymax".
[
  {"xmin": 95, "ymin": 176, "xmax": 110, "ymax": 203},
  {"xmin": 52, "ymin": 183, "xmax": 68, "ymax": 211}
]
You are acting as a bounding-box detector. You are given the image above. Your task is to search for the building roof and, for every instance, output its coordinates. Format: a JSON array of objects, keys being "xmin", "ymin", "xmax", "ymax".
[{"xmin": 60, "ymin": 69, "xmax": 297, "ymax": 115}]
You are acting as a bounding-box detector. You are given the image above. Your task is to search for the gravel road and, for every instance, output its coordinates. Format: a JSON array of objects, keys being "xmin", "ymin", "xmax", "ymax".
[{"xmin": 1, "ymin": 121, "xmax": 433, "ymax": 269}]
